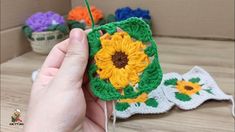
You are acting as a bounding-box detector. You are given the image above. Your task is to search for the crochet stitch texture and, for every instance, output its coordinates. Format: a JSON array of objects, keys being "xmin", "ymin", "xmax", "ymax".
[
  {"xmin": 95, "ymin": 32, "xmax": 150, "ymax": 89},
  {"xmin": 162, "ymin": 66, "xmax": 234, "ymax": 110},
  {"xmin": 87, "ymin": 17, "xmax": 162, "ymax": 101},
  {"xmin": 115, "ymin": 66, "xmax": 234, "ymax": 118},
  {"xmin": 68, "ymin": 6, "xmax": 103, "ymax": 26}
]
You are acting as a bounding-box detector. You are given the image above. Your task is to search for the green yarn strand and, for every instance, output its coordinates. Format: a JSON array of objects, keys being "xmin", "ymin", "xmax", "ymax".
[{"xmin": 84, "ymin": 0, "xmax": 95, "ymax": 29}]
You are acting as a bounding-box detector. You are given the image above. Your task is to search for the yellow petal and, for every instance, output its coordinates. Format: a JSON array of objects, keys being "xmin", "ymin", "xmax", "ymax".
[
  {"xmin": 96, "ymin": 60, "xmax": 113, "ymax": 69},
  {"xmin": 109, "ymin": 68, "xmax": 129, "ymax": 89},
  {"xmin": 119, "ymin": 93, "xmax": 148, "ymax": 103},
  {"xmin": 111, "ymin": 33, "xmax": 122, "ymax": 41},
  {"xmin": 121, "ymin": 36, "xmax": 133, "ymax": 53},
  {"xmin": 176, "ymin": 81, "xmax": 201, "ymax": 95},
  {"xmin": 128, "ymin": 53, "xmax": 150, "ymax": 73},
  {"xmin": 125, "ymin": 65, "xmax": 139, "ymax": 85},
  {"xmin": 100, "ymin": 39, "xmax": 113, "ymax": 48},
  {"xmin": 114, "ymin": 41, "xmax": 122, "ymax": 52},
  {"xmin": 97, "ymin": 65, "xmax": 114, "ymax": 79},
  {"xmin": 129, "ymin": 41, "xmax": 146, "ymax": 53},
  {"xmin": 100, "ymin": 33, "xmax": 111, "ymax": 41},
  {"xmin": 95, "ymin": 49, "xmax": 113, "ymax": 69}
]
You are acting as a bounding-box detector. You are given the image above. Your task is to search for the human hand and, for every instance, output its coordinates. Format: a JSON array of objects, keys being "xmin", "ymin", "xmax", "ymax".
[{"xmin": 24, "ymin": 29, "xmax": 112, "ymax": 132}]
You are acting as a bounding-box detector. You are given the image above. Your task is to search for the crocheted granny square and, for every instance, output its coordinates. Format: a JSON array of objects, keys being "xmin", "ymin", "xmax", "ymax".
[
  {"xmin": 161, "ymin": 66, "xmax": 233, "ymax": 110},
  {"xmin": 115, "ymin": 86, "xmax": 174, "ymax": 119},
  {"xmin": 87, "ymin": 17, "xmax": 162, "ymax": 101},
  {"xmin": 114, "ymin": 66, "xmax": 234, "ymax": 118}
]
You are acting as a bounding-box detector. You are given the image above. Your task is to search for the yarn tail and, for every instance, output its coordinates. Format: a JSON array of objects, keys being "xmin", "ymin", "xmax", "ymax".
[
  {"xmin": 104, "ymin": 101, "xmax": 108, "ymax": 132},
  {"xmin": 112, "ymin": 101, "xmax": 116, "ymax": 132},
  {"xmin": 84, "ymin": 0, "xmax": 95, "ymax": 30},
  {"xmin": 230, "ymin": 96, "xmax": 235, "ymax": 118}
]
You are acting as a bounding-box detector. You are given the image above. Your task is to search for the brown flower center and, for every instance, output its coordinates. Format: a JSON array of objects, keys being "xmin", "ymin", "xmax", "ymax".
[
  {"xmin": 184, "ymin": 86, "xmax": 194, "ymax": 91},
  {"xmin": 112, "ymin": 51, "xmax": 128, "ymax": 68}
]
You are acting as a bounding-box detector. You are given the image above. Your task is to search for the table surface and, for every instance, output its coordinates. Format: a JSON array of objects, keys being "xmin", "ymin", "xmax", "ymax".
[{"xmin": 1, "ymin": 37, "xmax": 234, "ymax": 132}]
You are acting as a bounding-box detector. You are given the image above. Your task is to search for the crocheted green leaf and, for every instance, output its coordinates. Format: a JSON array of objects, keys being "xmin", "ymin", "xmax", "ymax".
[
  {"xmin": 106, "ymin": 14, "xmax": 116, "ymax": 23},
  {"xmin": 67, "ymin": 20, "xmax": 78, "ymax": 25},
  {"xmin": 116, "ymin": 102, "xmax": 130, "ymax": 111},
  {"xmin": 56, "ymin": 25, "xmax": 69, "ymax": 34},
  {"xmin": 204, "ymin": 88, "xmax": 214, "ymax": 95},
  {"xmin": 118, "ymin": 18, "xmax": 151, "ymax": 42},
  {"xmin": 90, "ymin": 79, "xmax": 122, "ymax": 101},
  {"xmin": 124, "ymin": 86, "xmax": 135, "ymax": 95},
  {"xmin": 87, "ymin": 31, "xmax": 101, "ymax": 57},
  {"xmin": 22, "ymin": 25, "xmax": 33, "ymax": 39},
  {"xmin": 97, "ymin": 14, "xmax": 116, "ymax": 25},
  {"xmin": 71, "ymin": 23, "xmax": 86, "ymax": 30},
  {"xmin": 145, "ymin": 98, "xmax": 158, "ymax": 108},
  {"xmin": 189, "ymin": 77, "xmax": 200, "ymax": 83},
  {"xmin": 103, "ymin": 23, "xmax": 117, "ymax": 34},
  {"xmin": 138, "ymin": 56, "xmax": 162, "ymax": 93},
  {"xmin": 175, "ymin": 92, "xmax": 192, "ymax": 101},
  {"xmin": 96, "ymin": 19, "xmax": 106, "ymax": 25},
  {"xmin": 47, "ymin": 25, "xmax": 57, "ymax": 31},
  {"xmin": 68, "ymin": 20, "xmax": 86, "ymax": 30},
  {"xmin": 144, "ymin": 39, "xmax": 157, "ymax": 57},
  {"xmin": 47, "ymin": 25, "xmax": 69, "ymax": 35},
  {"xmin": 143, "ymin": 19, "xmax": 152, "ymax": 28},
  {"xmin": 87, "ymin": 17, "xmax": 162, "ymax": 101},
  {"xmin": 164, "ymin": 78, "xmax": 178, "ymax": 86},
  {"xmin": 88, "ymin": 64, "xmax": 121, "ymax": 100}
]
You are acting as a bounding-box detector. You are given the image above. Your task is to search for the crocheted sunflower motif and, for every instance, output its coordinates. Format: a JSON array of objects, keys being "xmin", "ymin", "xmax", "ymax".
[
  {"xmin": 115, "ymin": 87, "xmax": 174, "ymax": 118},
  {"xmin": 87, "ymin": 17, "xmax": 162, "ymax": 101},
  {"xmin": 163, "ymin": 72, "xmax": 213, "ymax": 102},
  {"xmin": 176, "ymin": 80, "xmax": 202, "ymax": 96},
  {"xmin": 95, "ymin": 32, "xmax": 150, "ymax": 89},
  {"xmin": 161, "ymin": 66, "xmax": 234, "ymax": 111}
]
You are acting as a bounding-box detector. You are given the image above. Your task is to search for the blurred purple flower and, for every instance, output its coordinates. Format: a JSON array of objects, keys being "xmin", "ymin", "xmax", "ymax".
[{"xmin": 25, "ymin": 11, "xmax": 65, "ymax": 32}]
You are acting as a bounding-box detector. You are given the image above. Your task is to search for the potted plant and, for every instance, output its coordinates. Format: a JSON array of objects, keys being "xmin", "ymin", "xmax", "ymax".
[
  {"xmin": 22, "ymin": 11, "xmax": 69, "ymax": 54},
  {"xmin": 67, "ymin": 6, "xmax": 105, "ymax": 29},
  {"xmin": 115, "ymin": 7, "xmax": 152, "ymax": 28}
]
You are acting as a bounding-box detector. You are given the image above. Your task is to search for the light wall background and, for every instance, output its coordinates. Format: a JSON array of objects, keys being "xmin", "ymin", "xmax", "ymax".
[
  {"xmin": 72, "ymin": 0, "xmax": 234, "ymax": 39},
  {"xmin": 1, "ymin": 0, "xmax": 234, "ymax": 63},
  {"xmin": 0, "ymin": 0, "xmax": 71, "ymax": 63}
]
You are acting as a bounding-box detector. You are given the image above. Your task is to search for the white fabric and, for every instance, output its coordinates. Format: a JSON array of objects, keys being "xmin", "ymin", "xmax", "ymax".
[
  {"xmin": 31, "ymin": 70, "xmax": 39, "ymax": 81},
  {"xmin": 115, "ymin": 87, "xmax": 174, "ymax": 119},
  {"xmin": 161, "ymin": 66, "xmax": 233, "ymax": 110},
  {"xmin": 115, "ymin": 66, "xmax": 234, "ymax": 118}
]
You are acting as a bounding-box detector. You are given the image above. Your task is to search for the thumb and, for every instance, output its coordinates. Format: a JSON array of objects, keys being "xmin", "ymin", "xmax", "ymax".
[{"xmin": 57, "ymin": 29, "xmax": 88, "ymax": 83}]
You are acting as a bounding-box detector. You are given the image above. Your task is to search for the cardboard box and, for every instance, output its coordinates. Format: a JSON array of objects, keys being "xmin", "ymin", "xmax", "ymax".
[
  {"xmin": 0, "ymin": 0, "xmax": 71, "ymax": 63},
  {"xmin": 72, "ymin": 0, "xmax": 234, "ymax": 39},
  {"xmin": 1, "ymin": 0, "xmax": 234, "ymax": 63}
]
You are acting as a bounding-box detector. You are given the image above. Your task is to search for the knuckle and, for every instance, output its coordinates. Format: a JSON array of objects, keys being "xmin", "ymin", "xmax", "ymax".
[{"xmin": 65, "ymin": 50, "xmax": 88, "ymax": 62}]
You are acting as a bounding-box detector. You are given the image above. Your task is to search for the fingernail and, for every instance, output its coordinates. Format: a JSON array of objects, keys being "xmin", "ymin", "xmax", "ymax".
[{"xmin": 70, "ymin": 29, "xmax": 84, "ymax": 41}]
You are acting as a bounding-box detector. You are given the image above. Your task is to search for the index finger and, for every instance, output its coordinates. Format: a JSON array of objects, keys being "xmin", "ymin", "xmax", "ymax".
[{"xmin": 40, "ymin": 39, "xmax": 69, "ymax": 75}]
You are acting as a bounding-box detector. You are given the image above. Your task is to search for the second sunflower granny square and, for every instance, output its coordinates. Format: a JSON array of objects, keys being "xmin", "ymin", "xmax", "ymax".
[
  {"xmin": 115, "ymin": 86, "xmax": 174, "ymax": 119},
  {"xmin": 114, "ymin": 66, "xmax": 234, "ymax": 118},
  {"xmin": 161, "ymin": 66, "xmax": 234, "ymax": 110}
]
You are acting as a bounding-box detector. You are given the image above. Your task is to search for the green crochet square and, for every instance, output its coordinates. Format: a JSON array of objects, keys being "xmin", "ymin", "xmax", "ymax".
[{"xmin": 87, "ymin": 17, "xmax": 162, "ymax": 101}]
